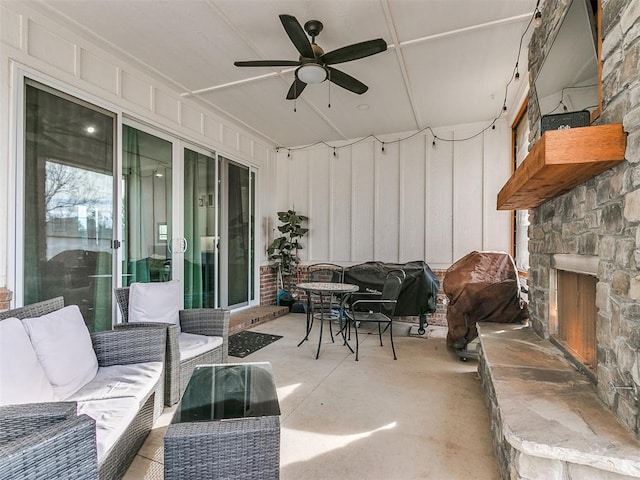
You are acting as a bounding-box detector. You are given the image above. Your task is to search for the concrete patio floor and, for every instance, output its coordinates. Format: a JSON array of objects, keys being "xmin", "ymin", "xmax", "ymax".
[{"xmin": 124, "ymin": 313, "xmax": 499, "ymax": 479}]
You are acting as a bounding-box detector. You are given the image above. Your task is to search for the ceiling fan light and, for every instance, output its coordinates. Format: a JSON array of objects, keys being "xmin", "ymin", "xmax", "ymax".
[{"xmin": 296, "ymin": 64, "xmax": 327, "ymax": 84}]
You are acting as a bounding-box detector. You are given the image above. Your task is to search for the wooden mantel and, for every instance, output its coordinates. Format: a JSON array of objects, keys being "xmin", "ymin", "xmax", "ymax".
[{"xmin": 497, "ymin": 124, "xmax": 627, "ymax": 210}]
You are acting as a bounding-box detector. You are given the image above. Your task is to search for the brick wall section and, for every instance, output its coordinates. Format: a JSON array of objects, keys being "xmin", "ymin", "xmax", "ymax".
[
  {"xmin": 0, "ymin": 288, "xmax": 12, "ymax": 311},
  {"xmin": 259, "ymin": 266, "xmax": 278, "ymax": 306},
  {"xmin": 527, "ymin": 0, "xmax": 640, "ymax": 435},
  {"xmin": 260, "ymin": 264, "xmax": 448, "ymax": 327}
]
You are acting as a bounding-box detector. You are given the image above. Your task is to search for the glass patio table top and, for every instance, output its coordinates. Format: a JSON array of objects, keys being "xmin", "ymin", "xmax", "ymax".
[{"xmin": 172, "ymin": 362, "xmax": 280, "ymax": 424}]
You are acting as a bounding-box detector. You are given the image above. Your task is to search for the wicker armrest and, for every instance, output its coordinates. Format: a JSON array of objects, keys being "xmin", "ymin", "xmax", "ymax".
[
  {"xmin": 0, "ymin": 410, "xmax": 97, "ymax": 480},
  {"xmin": 91, "ymin": 327, "xmax": 166, "ymax": 366},
  {"xmin": 180, "ymin": 308, "xmax": 229, "ymax": 362},
  {"xmin": 114, "ymin": 322, "xmax": 179, "ymax": 397},
  {"xmin": 179, "ymin": 309, "xmax": 229, "ymax": 337},
  {"xmin": 0, "ymin": 402, "xmax": 78, "ymax": 442}
]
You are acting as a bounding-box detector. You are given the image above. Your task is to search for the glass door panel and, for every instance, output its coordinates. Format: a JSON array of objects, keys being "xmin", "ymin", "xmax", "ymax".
[
  {"xmin": 225, "ymin": 160, "xmax": 250, "ymax": 307},
  {"xmin": 122, "ymin": 125, "xmax": 173, "ymax": 285},
  {"xmin": 184, "ymin": 147, "xmax": 218, "ymax": 308},
  {"xmin": 23, "ymin": 80, "xmax": 115, "ymax": 332}
]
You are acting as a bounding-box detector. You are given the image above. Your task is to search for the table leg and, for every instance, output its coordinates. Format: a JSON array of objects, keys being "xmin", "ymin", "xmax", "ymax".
[
  {"xmin": 339, "ymin": 294, "xmax": 354, "ymax": 353},
  {"xmin": 297, "ymin": 293, "xmax": 313, "ymax": 347}
]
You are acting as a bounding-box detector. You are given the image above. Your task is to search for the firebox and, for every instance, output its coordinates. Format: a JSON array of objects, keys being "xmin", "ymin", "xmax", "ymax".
[{"xmin": 549, "ymin": 254, "xmax": 599, "ymax": 377}]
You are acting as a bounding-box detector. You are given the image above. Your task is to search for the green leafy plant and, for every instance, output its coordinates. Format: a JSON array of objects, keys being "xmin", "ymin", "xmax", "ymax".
[{"xmin": 267, "ymin": 209, "xmax": 309, "ymax": 289}]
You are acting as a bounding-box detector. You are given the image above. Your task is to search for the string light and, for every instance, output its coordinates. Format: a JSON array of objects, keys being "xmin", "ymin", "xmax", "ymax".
[
  {"xmin": 534, "ymin": 9, "xmax": 542, "ymax": 27},
  {"xmin": 278, "ymin": 0, "xmax": 540, "ymax": 155}
]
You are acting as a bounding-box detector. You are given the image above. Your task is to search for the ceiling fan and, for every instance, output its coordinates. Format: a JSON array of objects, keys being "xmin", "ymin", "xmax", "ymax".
[{"xmin": 234, "ymin": 14, "xmax": 387, "ymax": 100}]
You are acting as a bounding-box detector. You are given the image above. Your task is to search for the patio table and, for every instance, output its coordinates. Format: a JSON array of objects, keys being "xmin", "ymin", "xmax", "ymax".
[
  {"xmin": 164, "ymin": 362, "xmax": 281, "ymax": 480},
  {"xmin": 296, "ymin": 281, "xmax": 359, "ymax": 359}
]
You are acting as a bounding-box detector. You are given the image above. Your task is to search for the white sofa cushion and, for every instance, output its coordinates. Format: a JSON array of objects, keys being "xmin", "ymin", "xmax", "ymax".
[
  {"xmin": 22, "ymin": 305, "xmax": 99, "ymax": 400},
  {"xmin": 0, "ymin": 317, "xmax": 56, "ymax": 405},
  {"xmin": 68, "ymin": 362, "xmax": 163, "ymax": 407},
  {"xmin": 128, "ymin": 280, "xmax": 182, "ymax": 331},
  {"xmin": 179, "ymin": 332, "xmax": 223, "ymax": 362},
  {"xmin": 77, "ymin": 397, "xmax": 139, "ymax": 461}
]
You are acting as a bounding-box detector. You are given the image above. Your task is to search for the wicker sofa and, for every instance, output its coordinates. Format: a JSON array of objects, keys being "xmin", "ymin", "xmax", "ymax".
[
  {"xmin": 0, "ymin": 297, "xmax": 166, "ymax": 480},
  {"xmin": 115, "ymin": 286, "xmax": 229, "ymax": 406}
]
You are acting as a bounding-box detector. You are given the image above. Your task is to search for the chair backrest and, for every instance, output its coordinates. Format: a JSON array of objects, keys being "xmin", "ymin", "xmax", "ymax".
[
  {"xmin": 380, "ymin": 269, "xmax": 405, "ymax": 317},
  {"xmin": 0, "ymin": 296, "xmax": 65, "ymax": 321},
  {"xmin": 307, "ymin": 263, "xmax": 344, "ymax": 283},
  {"xmin": 114, "ymin": 287, "xmax": 130, "ymax": 322}
]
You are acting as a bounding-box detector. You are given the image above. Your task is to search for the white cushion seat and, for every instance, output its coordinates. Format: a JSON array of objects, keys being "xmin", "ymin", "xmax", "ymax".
[
  {"xmin": 77, "ymin": 397, "xmax": 139, "ymax": 461},
  {"xmin": 179, "ymin": 332, "xmax": 223, "ymax": 362},
  {"xmin": 67, "ymin": 362, "xmax": 163, "ymax": 407}
]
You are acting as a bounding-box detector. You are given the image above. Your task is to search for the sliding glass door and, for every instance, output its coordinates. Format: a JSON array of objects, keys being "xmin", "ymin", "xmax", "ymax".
[
  {"xmin": 220, "ymin": 158, "xmax": 256, "ymax": 308},
  {"xmin": 121, "ymin": 124, "xmax": 173, "ymax": 286},
  {"xmin": 21, "ymin": 80, "xmax": 257, "ymax": 323},
  {"xmin": 183, "ymin": 147, "xmax": 218, "ymax": 308},
  {"xmin": 22, "ymin": 80, "xmax": 116, "ymax": 332}
]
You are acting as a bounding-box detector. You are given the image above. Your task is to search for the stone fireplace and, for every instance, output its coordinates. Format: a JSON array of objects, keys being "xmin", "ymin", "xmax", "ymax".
[
  {"xmin": 526, "ymin": 0, "xmax": 640, "ymax": 437},
  {"xmin": 474, "ymin": 1, "xmax": 640, "ymax": 476}
]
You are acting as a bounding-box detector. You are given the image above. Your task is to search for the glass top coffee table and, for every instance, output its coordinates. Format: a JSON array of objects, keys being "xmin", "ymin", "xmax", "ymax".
[{"xmin": 164, "ymin": 362, "xmax": 281, "ymax": 480}]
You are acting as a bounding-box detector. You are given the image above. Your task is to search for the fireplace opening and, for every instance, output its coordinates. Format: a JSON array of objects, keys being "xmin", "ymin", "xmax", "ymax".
[{"xmin": 549, "ymin": 255, "xmax": 598, "ymax": 376}]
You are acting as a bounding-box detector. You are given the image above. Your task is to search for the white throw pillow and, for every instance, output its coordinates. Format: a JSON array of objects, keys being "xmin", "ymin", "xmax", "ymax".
[
  {"xmin": 128, "ymin": 280, "xmax": 182, "ymax": 331},
  {"xmin": 0, "ymin": 317, "xmax": 56, "ymax": 405},
  {"xmin": 22, "ymin": 305, "xmax": 99, "ymax": 400}
]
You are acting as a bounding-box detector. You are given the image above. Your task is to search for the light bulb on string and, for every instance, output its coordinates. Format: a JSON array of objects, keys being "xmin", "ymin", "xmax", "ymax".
[{"xmin": 534, "ymin": 10, "xmax": 542, "ymax": 27}]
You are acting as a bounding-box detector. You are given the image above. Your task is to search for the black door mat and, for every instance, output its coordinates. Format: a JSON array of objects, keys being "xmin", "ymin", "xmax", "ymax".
[{"xmin": 228, "ymin": 331, "xmax": 283, "ymax": 358}]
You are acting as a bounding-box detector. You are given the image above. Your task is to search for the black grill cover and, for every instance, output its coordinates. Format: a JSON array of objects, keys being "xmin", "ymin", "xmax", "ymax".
[{"xmin": 343, "ymin": 261, "xmax": 439, "ymax": 316}]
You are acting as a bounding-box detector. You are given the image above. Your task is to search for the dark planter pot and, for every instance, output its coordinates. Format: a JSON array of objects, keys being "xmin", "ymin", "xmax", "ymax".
[{"xmin": 278, "ymin": 298, "xmax": 295, "ymax": 311}]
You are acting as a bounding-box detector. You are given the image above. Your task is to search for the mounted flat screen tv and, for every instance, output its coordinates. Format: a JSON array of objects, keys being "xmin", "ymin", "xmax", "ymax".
[{"xmin": 534, "ymin": 0, "xmax": 599, "ymax": 118}]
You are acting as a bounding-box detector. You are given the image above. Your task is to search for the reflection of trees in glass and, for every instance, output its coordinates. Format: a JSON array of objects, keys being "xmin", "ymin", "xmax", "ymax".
[{"xmin": 45, "ymin": 160, "xmax": 112, "ymax": 231}]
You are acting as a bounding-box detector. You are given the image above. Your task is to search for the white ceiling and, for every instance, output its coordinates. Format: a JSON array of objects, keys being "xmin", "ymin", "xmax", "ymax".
[{"xmin": 39, "ymin": 0, "xmax": 536, "ymax": 147}]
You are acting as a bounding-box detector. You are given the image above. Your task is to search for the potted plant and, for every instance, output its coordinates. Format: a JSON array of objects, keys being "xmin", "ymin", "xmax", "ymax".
[{"xmin": 267, "ymin": 209, "xmax": 308, "ymax": 307}]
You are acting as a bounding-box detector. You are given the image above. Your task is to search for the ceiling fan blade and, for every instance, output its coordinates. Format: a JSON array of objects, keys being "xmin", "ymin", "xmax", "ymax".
[
  {"xmin": 279, "ymin": 14, "xmax": 314, "ymax": 58},
  {"xmin": 326, "ymin": 67, "xmax": 368, "ymax": 94},
  {"xmin": 286, "ymin": 78, "xmax": 307, "ymax": 100},
  {"xmin": 321, "ymin": 38, "xmax": 387, "ymax": 65},
  {"xmin": 234, "ymin": 60, "xmax": 300, "ymax": 67}
]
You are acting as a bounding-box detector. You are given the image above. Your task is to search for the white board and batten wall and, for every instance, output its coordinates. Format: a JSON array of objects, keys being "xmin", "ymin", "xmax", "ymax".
[{"xmin": 273, "ymin": 121, "xmax": 512, "ymax": 271}]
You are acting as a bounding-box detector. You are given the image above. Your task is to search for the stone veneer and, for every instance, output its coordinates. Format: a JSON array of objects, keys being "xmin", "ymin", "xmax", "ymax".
[{"xmin": 527, "ymin": 0, "xmax": 640, "ymax": 435}]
